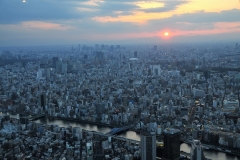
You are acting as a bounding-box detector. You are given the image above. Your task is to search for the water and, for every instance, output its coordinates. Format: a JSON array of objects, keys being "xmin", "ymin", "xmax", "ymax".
[
  {"xmin": 1, "ymin": 113, "xmax": 240, "ymax": 160},
  {"xmin": 35, "ymin": 118, "xmax": 112, "ymax": 134},
  {"xmin": 180, "ymin": 143, "xmax": 240, "ymax": 160},
  {"xmin": 33, "ymin": 118, "xmax": 240, "ymax": 160}
]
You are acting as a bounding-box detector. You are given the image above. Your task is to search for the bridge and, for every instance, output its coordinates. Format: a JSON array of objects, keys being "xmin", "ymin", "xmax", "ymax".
[
  {"xmin": 180, "ymin": 151, "xmax": 191, "ymax": 159},
  {"xmin": 106, "ymin": 125, "xmax": 133, "ymax": 135},
  {"xmin": 112, "ymin": 135, "xmax": 139, "ymax": 144},
  {"xmin": 29, "ymin": 114, "xmax": 46, "ymax": 121}
]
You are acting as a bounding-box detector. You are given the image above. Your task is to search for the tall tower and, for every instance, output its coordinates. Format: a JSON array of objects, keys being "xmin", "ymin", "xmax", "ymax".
[
  {"xmin": 154, "ymin": 45, "xmax": 157, "ymax": 51},
  {"xmin": 40, "ymin": 93, "xmax": 46, "ymax": 110},
  {"xmin": 134, "ymin": 51, "xmax": 138, "ymax": 58},
  {"xmin": 141, "ymin": 131, "xmax": 156, "ymax": 160},
  {"xmin": 163, "ymin": 128, "xmax": 180, "ymax": 160},
  {"xmin": 119, "ymin": 53, "xmax": 122, "ymax": 62},
  {"xmin": 190, "ymin": 140, "xmax": 205, "ymax": 160},
  {"xmin": 52, "ymin": 57, "xmax": 59, "ymax": 68}
]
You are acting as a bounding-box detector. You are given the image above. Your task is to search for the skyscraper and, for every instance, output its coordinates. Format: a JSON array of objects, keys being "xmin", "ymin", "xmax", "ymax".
[
  {"xmin": 134, "ymin": 51, "xmax": 138, "ymax": 58},
  {"xmin": 163, "ymin": 128, "xmax": 180, "ymax": 160},
  {"xmin": 141, "ymin": 131, "xmax": 156, "ymax": 160},
  {"xmin": 119, "ymin": 53, "xmax": 122, "ymax": 62},
  {"xmin": 202, "ymin": 57, "xmax": 206, "ymax": 68},
  {"xmin": 154, "ymin": 45, "xmax": 157, "ymax": 51},
  {"xmin": 95, "ymin": 44, "xmax": 99, "ymax": 50},
  {"xmin": 39, "ymin": 94, "xmax": 46, "ymax": 110},
  {"xmin": 56, "ymin": 60, "xmax": 62, "ymax": 73},
  {"xmin": 52, "ymin": 57, "xmax": 59, "ymax": 68},
  {"xmin": 190, "ymin": 140, "xmax": 206, "ymax": 160},
  {"xmin": 61, "ymin": 61, "xmax": 68, "ymax": 74}
]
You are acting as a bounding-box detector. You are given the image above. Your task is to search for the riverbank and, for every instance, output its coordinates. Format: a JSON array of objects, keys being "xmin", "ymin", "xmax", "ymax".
[
  {"xmin": 51, "ymin": 116, "xmax": 132, "ymax": 128},
  {"xmin": 1, "ymin": 113, "xmax": 240, "ymax": 160},
  {"xmin": 182, "ymin": 139, "xmax": 240, "ymax": 158}
]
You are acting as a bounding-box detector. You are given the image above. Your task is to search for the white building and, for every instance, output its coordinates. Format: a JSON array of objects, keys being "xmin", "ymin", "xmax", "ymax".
[
  {"xmin": 151, "ymin": 65, "xmax": 161, "ymax": 76},
  {"xmin": 37, "ymin": 69, "xmax": 43, "ymax": 79},
  {"xmin": 193, "ymin": 89, "xmax": 205, "ymax": 98},
  {"xmin": 223, "ymin": 99, "xmax": 239, "ymax": 112},
  {"xmin": 190, "ymin": 140, "xmax": 205, "ymax": 160}
]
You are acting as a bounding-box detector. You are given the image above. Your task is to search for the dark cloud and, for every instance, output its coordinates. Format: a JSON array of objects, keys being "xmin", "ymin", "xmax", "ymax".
[
  {"xmin": 0, "ymin": 0, "xmax": 140, "ymax": 24},
  {"xmin": 81, "ymin": 1, "xmax": 138, "ymax": 17},
  {"xmin": 0, "ymin": 0, "xmax": 191, "ymax": 24},
  {"xmin": 142, "ymin": 1, "xmax": 189, "ymax": 13},
  {"xmin": 97, "ymin": 2, "xmax": 138, "ymax": 12},
  {"xmin": 0, "ymin": 0, "xmax": 83, "ymax": 24}
]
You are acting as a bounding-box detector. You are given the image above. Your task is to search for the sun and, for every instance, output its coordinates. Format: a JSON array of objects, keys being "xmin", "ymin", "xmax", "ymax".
[{"xmin": 164, "ymin": 32, "xmax": 169, "ymax": 36}]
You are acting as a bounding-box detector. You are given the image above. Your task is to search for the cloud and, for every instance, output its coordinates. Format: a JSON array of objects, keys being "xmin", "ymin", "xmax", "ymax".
[
  {"xmin": 170, "ymin": 9, "xmax": 240, "ymax": 23},
  {"xmin": 0, "ymin": 0, "xmax": 239, "ymax": 46},
  {"xmin": 0, "ymin": 0, "xmax": 191, "ymax": 24},
  {"xmin": 0, "ymin": 0, "xmax": 83, "ymax": 24},
  {"xmin": 147, "ymin": 9, "xmax": 240, "ymax": 30},
  {"xmin": 0, "ymin": 0, "xmax": 140, "ymax": 24},
  {"xmin": 20, "ymin": 21, "xmax": 72, "ymax": 30},
  {"xmin": 141, "ymin": 0, "xmax": 189, "ymax": 13}
]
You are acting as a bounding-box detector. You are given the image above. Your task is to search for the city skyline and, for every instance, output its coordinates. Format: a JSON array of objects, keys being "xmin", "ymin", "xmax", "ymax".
[{"xmin": 0, "ymin": 0, "xmax": 240, "ymax": 47}]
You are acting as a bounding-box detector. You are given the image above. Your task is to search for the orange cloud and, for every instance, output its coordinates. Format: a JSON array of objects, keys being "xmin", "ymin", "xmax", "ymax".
[
  {"xmin": 135, "ymin": 1, "xmax": 164, "ymax": 9},
  {"xmin": 93, "ymin": 0, "xmax": 240, "ymax": 24},
  {"xmin": 178, "ymin": 0, "xmax": 240, "ymax": 13},
  {"xmin": 170, "ymin": 22, "xmax": 240, "ymax": 37},
  {"xmin": 93, "ymin": 11, "xmax": 173, "ymax": 24},
  {"xmin": 21, "ymin": 21, "xmax": 72, "ymax": 30},
  {"xmin": 74, "ymin": 22, "xmax": 240, "ymax": 41}
]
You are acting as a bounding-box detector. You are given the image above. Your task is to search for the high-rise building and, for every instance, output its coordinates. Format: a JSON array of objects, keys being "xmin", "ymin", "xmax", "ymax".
[
  {"xmin": 151, "ymin": 65, "xmax": 161, "ymax": 76},
  {"xmin": 37, "ymin": 69, "xmax": 43, "ymax": 79},
  {"xmin": 95, "ymin": 44, "xmax": 99, "ymax": 50},
  {"xmin": 204, "ymin": 70, "xmax": 210, "ymax": 80},
  {"xmin": 141, "ymin": 131, "xmax": 156, "ymax": 160},
  {"xmin": 39, "ymin": 94, "xmax": 46, "ymax": 110},
  {"xmin": 101, "ymin": 44, "xmax": 105, "ymax": 50},
  {"xmin": 78, "ymin": 44, "xmax": 81, "ymax": 52},
  {"xmin": 154, "ymin": 45, "xmax": 157, "ymax": 51},
  {"xmin": 56, "ymin": 60, "xmax": 62, "ymax": 73},
  {"xmin": 61, "ymin": 61, "xmax": 68, "ymax": 74},
  {"xmin": 134, "ymin": 51, "xmax": 138, "ymax": 58},
  {"xmin": 72, "ymin": 127, "xmax": 82, "ymax": 140},
  {"xmin": 163, "ymin": 128, "xmax": 180, "ymax": 160},
  {"xmin": 52, "ymin": 57, "xmax": 59, "ymax": 68},
  {"xmin": 119, "ymin": 53, "xmax": 122, "ymax": 62},
  {"xmin": 202, "ymin": 57, "xmax": 206, "ymax": 68},
  {"xmin": 190, "ymin": 140, "xmax": 206, "ymax": 160},
  {"xmin": 193, "ymin": 89, "xmax": 205, "ymax": 98},
  {"xmin": 156, "ymin": 141, "xmax": 164, "ymax": 158},
  {"xmin": 95, "ymin": 51, "xmax": 104, "ymax": 64}
]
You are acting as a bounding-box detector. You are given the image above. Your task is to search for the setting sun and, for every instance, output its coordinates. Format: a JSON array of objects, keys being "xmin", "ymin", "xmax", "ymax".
[{"xmin": 164, "ymin": 32, "xmax": 169, "ymax": 36}]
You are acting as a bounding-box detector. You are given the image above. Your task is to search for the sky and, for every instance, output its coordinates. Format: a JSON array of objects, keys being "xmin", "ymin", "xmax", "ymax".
[{"xmin": 0, "ymin": 0, "xmax": 240, "ymax": 47}]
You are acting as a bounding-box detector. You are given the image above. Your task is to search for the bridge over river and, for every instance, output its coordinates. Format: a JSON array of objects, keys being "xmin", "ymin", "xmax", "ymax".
[{"xmin": 106, "ymin": 125, "xmax": 133, "ymax": 135}]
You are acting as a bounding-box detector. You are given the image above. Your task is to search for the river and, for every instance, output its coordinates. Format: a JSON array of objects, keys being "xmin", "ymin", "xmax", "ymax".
[
  {"xmin": 1, "ymin": 113, "xmax": 240, "ymax": 160},
  {"xmin": 35, "ymin": 117, "xmax": 240, "ymax": 160}
]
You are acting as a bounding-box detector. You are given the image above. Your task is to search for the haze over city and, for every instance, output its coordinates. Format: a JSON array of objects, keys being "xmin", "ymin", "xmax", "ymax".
[
  {"xmin": 0, "ymin": 0, "xmax": 240, "ymax": 46},
  {"xmin": 1, "ymin": 1, "xmax": 240, "ymax": 160}
]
